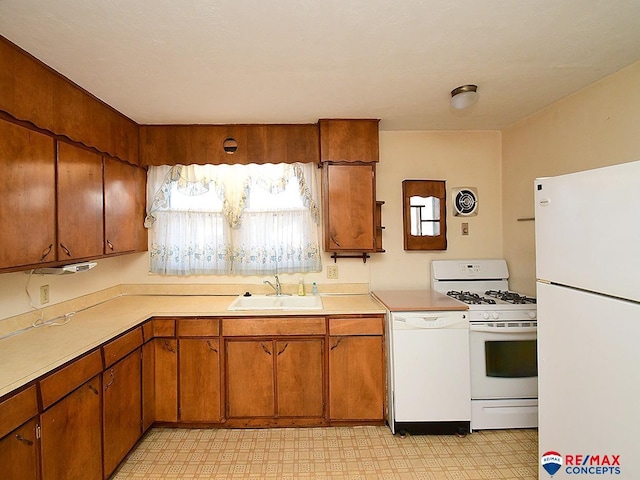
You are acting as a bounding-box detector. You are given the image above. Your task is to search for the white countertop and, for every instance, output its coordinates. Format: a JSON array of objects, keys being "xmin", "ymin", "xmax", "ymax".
[{"xmin": 0, "ymin": 293, "xmax": 385, "ymax": 398}]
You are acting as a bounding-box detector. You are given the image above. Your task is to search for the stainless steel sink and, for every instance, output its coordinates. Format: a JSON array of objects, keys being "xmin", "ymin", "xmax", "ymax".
[{"xmin": 227, "ymin": 294, "xmax": 323, "ymax": 311}]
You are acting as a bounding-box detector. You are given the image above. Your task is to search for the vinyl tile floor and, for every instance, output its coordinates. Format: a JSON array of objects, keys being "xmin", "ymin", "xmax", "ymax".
[{"xmin": 112, "ymin": 426, "xmax": 538, "ymax": 479}]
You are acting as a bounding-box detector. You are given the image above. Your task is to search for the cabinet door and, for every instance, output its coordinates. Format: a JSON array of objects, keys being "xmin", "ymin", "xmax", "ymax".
[
  {"xmin": 103, "ymin": 349, "xmax": 142, "ymax": 478},
  {"xmin": 179, "ymin": 338, "xmax": 222, "ymax": 422},
  {"xmin": 104, "ymin": 156, "xmax": 138, "ymax": 254},
  {"xmin": 276, "ymin": 339, "xmax": 324, "ymax": 417},
  {"xmin": 319, "ymin": 119, "xmax": 379, "ymax": 163},
  {"xmin": 41, "ymin": 376, "xmax": 102, "ymax": 480},
  {"xmin": 329, "ymin": 336, "xmax": 385, "ymax": 420},
  {"xmin": 226, "ymin": 340, "xmax": 275, "ymax": 418},
  {"xmin": 0, "ymin": 119, "xmax": 56, "ymax": 269},
  {"xmin": 153, "ymin": 338, "xmax": 178, "ymax": 422},
  {"xmin": 0, "ymin": 418, "xmax": 39, "ymax": 480},
  {"xmin": 324, "ymin": 163, "xmax": 376, "ymax": 252},
  {"xmin": 57, "ymin": 142, "xmax": 104, "ymax": 260}
]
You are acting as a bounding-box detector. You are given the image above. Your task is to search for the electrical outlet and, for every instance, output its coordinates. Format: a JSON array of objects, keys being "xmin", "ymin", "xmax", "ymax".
[
  {"xmin": 461, "ymin": 222, "xmax": 469, "ymax": 236},
  {"xmin": 327, "ymin": 265, "xmax": 339, "ymax": 279},
  {"xmin": 40, "ymin": 285, "xmax": 50, "ymax": 304}
]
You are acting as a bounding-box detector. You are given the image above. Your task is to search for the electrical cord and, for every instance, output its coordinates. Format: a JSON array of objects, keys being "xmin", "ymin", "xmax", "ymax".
[{"xmin": 24, "ymin": 269, "xmax": 76, "ymax": 328}]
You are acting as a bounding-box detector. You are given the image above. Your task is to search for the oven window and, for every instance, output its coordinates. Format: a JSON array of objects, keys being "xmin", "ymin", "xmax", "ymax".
[{"xmin": 485, "ymin": 340, "xmax": 537, "ymax": 378}]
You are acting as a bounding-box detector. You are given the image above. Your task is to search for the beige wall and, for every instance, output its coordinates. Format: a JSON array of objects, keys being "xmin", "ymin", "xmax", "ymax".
[
  {"xmin": 371, "ymin": 130, "xmax": 503, "ymax": 290},
  {"xmin": 502, "ymin": 60, "xmax": 640, "ymax": 295}
]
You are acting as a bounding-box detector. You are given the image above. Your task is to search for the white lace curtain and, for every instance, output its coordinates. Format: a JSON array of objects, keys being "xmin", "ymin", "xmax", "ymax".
[{"xmin": 145, "ymin": 163, "xmax": 322, "ymax": 275}]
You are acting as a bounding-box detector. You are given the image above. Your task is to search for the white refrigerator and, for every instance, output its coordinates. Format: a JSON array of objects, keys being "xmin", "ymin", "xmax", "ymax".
[{"xmin": 535, "ymin": 160, "xmax": 640, "ymax": 478}]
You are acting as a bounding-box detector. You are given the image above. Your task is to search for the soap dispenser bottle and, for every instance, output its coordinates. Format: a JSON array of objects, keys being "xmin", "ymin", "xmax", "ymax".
[{"xmin": 298, "ymin": 278, "xmax": 306, "ymax": 296}]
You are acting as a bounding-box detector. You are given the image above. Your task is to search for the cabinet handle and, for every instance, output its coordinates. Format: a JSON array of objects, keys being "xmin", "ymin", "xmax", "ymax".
[
  {"xmin": 164, "ymin": 340, "xmax": 176, "ymax": 353},
  {"xmin": 105, "ymin": 368, "xmax": 115, "ymax": 390},
  {"xmin": 60, "ymin": 243, "xmax": 71, "ymax": 257},
  {"xmin": 277, "ymin": 343, "xmax": 289, "ymax": 356},
  {"xmin": 107, "ymin": 240, "xmax": 114, "ymax": 251},
  {"xmin": 40, "ymin": 244, "xmax": 53, "ymax": 261},
  {"xmin": 206, "ymin": 340, "xmax": 218, "ymax": 353},
  {"xmin": 260, "ymin": 343, "xmax": 272, "ymax": 355},
  {"xmin": 88, "ymin": 384, "xmax": 99, "ymax": 395},
  {"xmin": 330, "ymin": 338, "xmax": 344, "ymax": 351},
  {"xmin": 15, "ymin": 434, "xmax": 33, "ymax": 446},
  {"xmin": 330, "ymin": 235, "xmax": 341, "ymax": 247}
]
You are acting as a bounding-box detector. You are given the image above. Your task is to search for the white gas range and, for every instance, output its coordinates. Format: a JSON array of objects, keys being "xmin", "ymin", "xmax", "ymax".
[{"xmin": 432, "ymin": 259, "xmax": 538, "ymax": 430}]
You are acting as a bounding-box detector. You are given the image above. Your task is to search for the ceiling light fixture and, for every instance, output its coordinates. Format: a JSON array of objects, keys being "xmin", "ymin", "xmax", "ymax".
[{"xmin": 450, "ymin": 84, "xmax": 479, "ymax": 110}]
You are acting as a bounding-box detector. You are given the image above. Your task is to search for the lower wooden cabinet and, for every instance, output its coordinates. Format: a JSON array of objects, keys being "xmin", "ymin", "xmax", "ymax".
[
  {"xmin": 328, "ymin": 317, "xmax": 385, "ymax": 421},
  {"xmin": 226, "ymin": 338, "xmax": 324, "ymax": 419},
  {"xmin": 0, "ymin": 417, "xmax": 39, "ymax": 480},
  {"xmin": 154, "ymin": 338, "xmax": 178, "ymax": 422},
  {"xmin": 40, "ymin": 376, "xmax": 103, "ymax": 480},
  {"xmin": 103, "ymin": 349, "xmax": 142, "ymax": 478},
  {"xmin": 179, "ymin": 338, "xmax": 222, "ymax": 422}
]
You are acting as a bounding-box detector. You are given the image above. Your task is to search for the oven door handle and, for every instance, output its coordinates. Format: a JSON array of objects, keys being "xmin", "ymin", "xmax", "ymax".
[{"xmin": 470, "ymin": 325, "xmax": 537, "ymax": 334}]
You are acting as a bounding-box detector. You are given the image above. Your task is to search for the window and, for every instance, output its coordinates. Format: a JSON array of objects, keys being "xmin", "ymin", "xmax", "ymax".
[{"xmin": 145, "ymin": 163, "xmax": 322, "ymax": 275}]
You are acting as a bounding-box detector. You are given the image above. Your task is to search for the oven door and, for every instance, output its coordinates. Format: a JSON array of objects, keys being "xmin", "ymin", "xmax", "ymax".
[{"xmin": 469, "ymin": 321, "xmax": 538, "ymax": 399}]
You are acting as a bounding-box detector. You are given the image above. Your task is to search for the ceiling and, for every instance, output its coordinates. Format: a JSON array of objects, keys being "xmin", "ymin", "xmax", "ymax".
[{"xmin": 1, "ymin": 1, "xmax": 640, "ymax": 131}]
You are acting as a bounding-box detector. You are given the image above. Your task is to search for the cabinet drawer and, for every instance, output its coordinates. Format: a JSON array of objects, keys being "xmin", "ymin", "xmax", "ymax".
[
  {"xmin": 151, "ymin": 318, "xmax": 176, "ymax": 337},
  {"xmin": 0, "ymin": 385, "xmax": 38, "ymax": 439},
  {"xmin": 177, "ymin": 318, "xmax": 220, "ymax": 337},
  {"xmin": 39, "ymin": 349, "xmax": 103, "ymax": 409},
  {"xmin": 329, "ymin": 317, "xmax": 384, "ymax": 336},
  {"xmin": 223, "ymin": 317, "xmax": 326, "ymax": 336},
  {"xmin": 103, "ymin": 327, "xmax": 143, "ymax": 367}
]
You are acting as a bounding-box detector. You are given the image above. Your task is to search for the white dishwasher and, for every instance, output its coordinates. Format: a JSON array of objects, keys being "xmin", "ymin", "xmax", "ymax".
[{"xmin": 386, "ymin": 310, "xmax": 471, "ymax": 435}]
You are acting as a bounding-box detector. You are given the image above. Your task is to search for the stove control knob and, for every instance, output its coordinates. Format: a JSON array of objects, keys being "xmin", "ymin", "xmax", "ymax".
[
  {"xmin": 528, "ymin": 311, "xmax": 537, "ymax": 319},
  {"xmin": 482, "ymin": 312, "xmax": 490, "ymax": 320},
  {"xmin": 492, "ymin": 312, "xmax": 500, "ymax": 320}
]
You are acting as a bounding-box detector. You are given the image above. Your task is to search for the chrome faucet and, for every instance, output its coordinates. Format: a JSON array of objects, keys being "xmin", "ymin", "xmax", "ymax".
[{"xmin": 264, "ymin": 274, "xmax": 283, "ymax": 296}]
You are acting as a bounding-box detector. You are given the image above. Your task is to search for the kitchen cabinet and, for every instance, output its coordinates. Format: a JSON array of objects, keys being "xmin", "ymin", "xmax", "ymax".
[
  {"xmin": 319, "ymin": 119, "xmax": 379, "ymax": 163},
  {"xmin": 226, "ymin": 338, "xmax": 324, "ymax": 419},
  {"xmin": 141, "ymin": 336, "xmax": 156, "ymax": 432},
  {"xmin": 57, "ymin": 142, "xmax": 104, "ymax": 261},
  {"xmin": 323, "ymin": 163, "xmax": 377, "ymax": 252},
  {"xmin": 39, "ymin": 350, "xmax": 103, "ymax": 480},
  {"xmin": 102, "ymin": 348, "xmax": 142, "ymax": 478},
  {"xmin": 40, "ymin": 375, "xmax": 103, "ymax": 480},
  {"xmin": 0, "ymin": 418, "xmax": 39, "ymax": 480},
  {"xmin": 154, "ymin": 337, "xmax": 178, "ymax": 422},
  {"xmin": 224, "ymin": 317, "xmax": 326, "ymax": 421},
  {"xmin": 0, "ymin": 385, "xmax": 39, "ymax": 480},
  {"xmin": 1, "ymin": 38, "xmax": 139, "ymax": 165},
  {"xmin": 328, "ymin": 316, "xmax": 385, "ymax": 421},
  {"xmin": 104, "ymin": 156, "xmax": 141, "ymax": 255},
  {"xmin": 0, "ymin": 119, "xmax": 56, "ymax": 270},
  {"xmin": 178, "ymin": 318, "xmax": 222, "ymax": 422}
]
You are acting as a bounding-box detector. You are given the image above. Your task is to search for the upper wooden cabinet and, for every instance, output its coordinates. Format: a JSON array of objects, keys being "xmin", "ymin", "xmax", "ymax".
[
  {"xmin": 323, "ymin": 163, "xmax": 376, "ymax": 252},
  {"xmin": 319, "ymin": 119, "xmax": 379, "ymax": 163},
  {"xmin": 104, "ymin": 157, "xmax": 141, "ymax": 255},
  {"xmin": 0, "ymin": 119, "xmax": 56, "ymax": 270},
  {"xmin": 0, "ymin": 37, "xmax": 139, "ymax": 165},
  {"xmin": 57, "ymin": 142, "xmax": 104, "ymax": 261},
  {"xmin": 139, "ymin": 124, "xmax": 319, "ymax": 166}
]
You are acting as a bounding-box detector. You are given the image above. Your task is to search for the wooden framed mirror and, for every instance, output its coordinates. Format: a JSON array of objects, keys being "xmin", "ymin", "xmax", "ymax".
[{"xmin": 402, "ymin": 180, "xmax": 447, "ymax": 250}]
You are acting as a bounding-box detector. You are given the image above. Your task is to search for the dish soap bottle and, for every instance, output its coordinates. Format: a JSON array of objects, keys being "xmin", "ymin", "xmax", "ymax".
[
  {"xmin": 298, "ymin": 278, "xmax": 306, "ymax": 296},
  {"xmin": 312, "ymin": 282, "xmax": 318, "ymax": 295}
]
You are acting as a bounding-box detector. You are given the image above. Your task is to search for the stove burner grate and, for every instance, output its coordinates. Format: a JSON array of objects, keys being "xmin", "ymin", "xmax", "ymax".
[
  {"xmin": 484, "ymin": 290, "xmax": 537, "ymax": 304},
  {"xmin": 446, "ymin": 290, "xmax": 496, "ymax": 305}
]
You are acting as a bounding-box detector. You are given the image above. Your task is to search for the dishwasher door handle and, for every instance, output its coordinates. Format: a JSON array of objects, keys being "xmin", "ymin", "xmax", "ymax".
[{"xmin": 395, "ymin": 315, "xmax": 466, "ymax": 329}]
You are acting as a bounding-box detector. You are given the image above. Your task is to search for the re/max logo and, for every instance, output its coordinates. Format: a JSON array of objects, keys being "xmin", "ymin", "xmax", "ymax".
[{"xmin": 565, "ymin": 455, "xmax": 621, "ymax": 466}]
